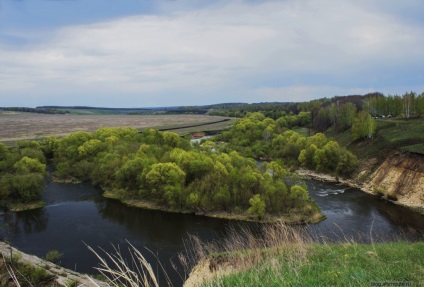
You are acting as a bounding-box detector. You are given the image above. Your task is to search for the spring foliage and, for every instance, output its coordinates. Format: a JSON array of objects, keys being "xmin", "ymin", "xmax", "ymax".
[
  {"xmin": 216, "ymin": 112, "xmax": 358, "ymax": 175},
  {"xmin": 0, "ymin": 142, "xmax": 46, "ymax": 203},
  {"xmin": 48, "ymin": 127, "xmax": 319, "ymax": 218}
]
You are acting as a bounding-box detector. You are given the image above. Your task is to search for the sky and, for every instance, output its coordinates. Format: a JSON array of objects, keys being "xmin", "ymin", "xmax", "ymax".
[{"xmin": 1, "ymin": 0, "xmax": 424, "ymax": 108}]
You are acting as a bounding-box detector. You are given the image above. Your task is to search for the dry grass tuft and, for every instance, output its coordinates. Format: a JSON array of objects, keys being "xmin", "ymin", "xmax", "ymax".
[
  {"xmin": 180, "ymin": 223, "xmax": 312, "ymax": 286},
  {"xmin": 87, "ymin": 240, "xmax": 165, "ymax": 287}
]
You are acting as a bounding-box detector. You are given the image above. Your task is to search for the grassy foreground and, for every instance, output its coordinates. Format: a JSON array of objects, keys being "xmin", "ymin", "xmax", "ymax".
[
  {"xmin": 181, "ymin": 224, "xmax": 423, "ymax": 287},
  {"xmin": 202, "ymin": 242, "xmax": 423, "ymax": 287}
]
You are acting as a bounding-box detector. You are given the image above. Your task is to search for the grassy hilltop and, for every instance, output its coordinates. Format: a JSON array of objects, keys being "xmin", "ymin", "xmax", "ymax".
[{"xmin": 327, "ymin": 118, "xmax": 424, "ymax": 159}]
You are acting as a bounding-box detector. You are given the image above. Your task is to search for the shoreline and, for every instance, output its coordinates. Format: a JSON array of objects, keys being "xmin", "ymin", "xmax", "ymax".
[
  {"xmin": 0, "ymin": 241, "xmax": 106, "ymax": 287},
  {"xmin": 103, "ymin": 190, "xmax": 325, "ymax": 224},
  {"xmin": 295, "ymin": 168, "xmax": 424, "ymax": 215}
]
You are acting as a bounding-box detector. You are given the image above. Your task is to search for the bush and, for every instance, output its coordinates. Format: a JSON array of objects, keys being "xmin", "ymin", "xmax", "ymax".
[{"xmin": 45, "ymin": 250, "xmax": 63, "ymax": 264}]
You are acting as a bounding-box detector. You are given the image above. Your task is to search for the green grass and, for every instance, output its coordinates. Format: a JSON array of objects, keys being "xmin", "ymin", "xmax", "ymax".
[
  {"xmin": 401, "ymin": 143, "xmax": 424, "ymax": 153},
  {"xmin": 327, "ymin": 118, "xmax": 424, "ymax": 158},
  {"xmin": 0, "ymin": 252, "xmax": 56, "ymax": 286},
  {"xmin": 203, "ymin": 242, "xmax": 424, "ymax": 287}
]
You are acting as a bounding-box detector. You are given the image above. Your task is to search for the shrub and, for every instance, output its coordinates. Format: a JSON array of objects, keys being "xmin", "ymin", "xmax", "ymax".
[{"xmin": 45, "ymin": 250, "xmax": 63, "ymax": 264}]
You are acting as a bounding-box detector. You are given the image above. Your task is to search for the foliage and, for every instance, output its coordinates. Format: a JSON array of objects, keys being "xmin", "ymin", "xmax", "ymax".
[
  {"xmin": 247, "ymin": 194, "xmax": 266, "ymax": 219},
  {"xmin": 0, "ymin": 141, "xmax": 46, "ymax": 204},
  {"xmin": 45, "ymin": 250, "xmax": 63, "ymax": 264},
  {"xmin": 1, "ymin": 253, "xmax": 56, "ymax": 287},
  {"xmin": 217, "ymin": 113, "xmax": 358, "ymax": 176},
  {"xmin": 352, "ymin": 111, "xmax": 377, "ymax": 140},
  {"xmin": 48, "ymin": 127, "xmax": 320, "ymax": 218}
]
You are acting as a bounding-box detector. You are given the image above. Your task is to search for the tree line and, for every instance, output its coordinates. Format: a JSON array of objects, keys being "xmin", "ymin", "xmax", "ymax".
[{"xmin": 1, "ymin": 107, "xmax": 69, "ymax": 114}]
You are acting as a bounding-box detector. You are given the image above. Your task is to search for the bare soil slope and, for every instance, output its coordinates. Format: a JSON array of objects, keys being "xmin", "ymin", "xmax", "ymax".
[{"xmin": 363, "ymin": 152, "xmax": 424, "ymax": 211}]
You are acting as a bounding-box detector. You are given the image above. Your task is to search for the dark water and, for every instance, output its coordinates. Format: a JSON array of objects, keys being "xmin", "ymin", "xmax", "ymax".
[
  {"xmin": 1, "ymin": 180, "xmax": 423, "ymax": 286},
  {"xmin": 305, "ymin": 180, "xmax": 424, "ymax": 242}
]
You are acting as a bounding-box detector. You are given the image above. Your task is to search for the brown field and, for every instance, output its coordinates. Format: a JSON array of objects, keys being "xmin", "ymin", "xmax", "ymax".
[{"xmin": 0, "ymin": 111, "xmax": 232, "ymax": 143}]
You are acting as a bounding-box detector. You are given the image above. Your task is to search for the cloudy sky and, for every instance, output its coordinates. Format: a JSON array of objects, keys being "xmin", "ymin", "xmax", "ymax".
[{"xmin": 1, "ymin": 0, "xmax": 423, "ymax": 108}]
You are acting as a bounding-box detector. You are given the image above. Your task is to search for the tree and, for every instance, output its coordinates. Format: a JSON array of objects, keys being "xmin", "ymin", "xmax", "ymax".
[
  {"xmin": 352, "ymin": 111, "xmax": 376, "ymax": 140},
  {"xmin": 322, "ymin": 141, "xmax": 341, "ymax": 171},
  {"xmin": 337, "ymin": 149, "xmax": 359, "ymax": 176},
  {"xmin": 163, "ymin": 132, "xmax": 181, "ymax": 148},
  {"xmin": 9, "ymin": 173, "xmax": 45, "ymax": 202},
  {"xmin": 78, "ymin": 139, "xmax": 104, "ymax": 159},
  {"xmin": 403, "ymin": 91, "xmax": 416, "ymax": 119},
  {"xmin": 338, "ymin": 103, "xmax": 357, "ymax": 131},
  {"xmin": 13, "ymin": 157, "xmax": 46, "ymax": 174},
  {"xmin": 298, "ymin": 144, "xmax": 318, "ymax": 169},
  {"xmin": 313, "ymin": 108, "xmax": 331, "ymax": 132},
  {"xmin": 145, "ymin": 163, "xmax": 186, "ymax": 207},
  {"xmin": 288, "ymin": 185, "xmax": 309, "ymax": 209},
  {"xmin": 115, "ymin": 158, "xmax": 145, "ymax": 190},
  {"xmin": 416, "ymin": 93, "xmax": 424, "ymax": 117},
  {"xmin": 0, "ymin": 143, "xmax": 8, "ymax": 161},
  {"xmin": 247, "ymin": 194, "xmax": 266, "ymax": 219}
]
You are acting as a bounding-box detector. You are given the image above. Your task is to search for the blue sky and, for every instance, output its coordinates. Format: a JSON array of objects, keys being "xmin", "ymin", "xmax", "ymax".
[{"xmin": 1, "ymin": 0, "xmax": 424, "ymax": 108}]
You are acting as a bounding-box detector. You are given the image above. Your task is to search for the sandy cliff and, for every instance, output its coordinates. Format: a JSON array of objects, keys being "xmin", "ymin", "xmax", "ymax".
[
  {"xmin": 361, "ymin": 152, "xmax": 424, "ymax": 212},
  {"xmin": 297, "ymin": 151, "xmax": 424, "ymax": 213}
]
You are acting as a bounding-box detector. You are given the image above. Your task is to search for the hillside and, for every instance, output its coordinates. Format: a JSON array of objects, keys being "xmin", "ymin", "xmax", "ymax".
[
  {"xmin": 326, "ymin": 118, "xmax": 424, "ymax": 159},
  {"xmin": 325, "ymin": 118, "xmax": 424, "ymax": 212}
]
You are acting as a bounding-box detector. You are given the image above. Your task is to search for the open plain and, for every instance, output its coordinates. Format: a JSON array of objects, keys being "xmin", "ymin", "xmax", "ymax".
[{"xmin": 0, "ymin": 111, "xmax": 231, "ymax": 143}]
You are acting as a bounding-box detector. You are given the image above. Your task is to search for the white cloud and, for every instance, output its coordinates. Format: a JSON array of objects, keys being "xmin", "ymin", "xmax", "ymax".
[{"xmin": 1, "ymin": 0, "xmax": 424, "ymax": 107}]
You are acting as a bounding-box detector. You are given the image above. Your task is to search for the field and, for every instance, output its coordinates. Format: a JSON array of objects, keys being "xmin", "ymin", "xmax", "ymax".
[
  {"xmin": 327, "ymin": 118, "xmax": 424, "ymax": 158},
  {"xmin": 0, "ymin": 111, "xmax": 232, "ymax": 144}
]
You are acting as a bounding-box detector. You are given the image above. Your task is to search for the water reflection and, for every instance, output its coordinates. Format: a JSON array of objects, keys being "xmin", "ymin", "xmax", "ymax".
[
  {"xmin": 1, "ymin": 208, "xmax": 48, "ymax": 239},
  {"xmin": 306, "ymin": 180, "xmax": 424, "ymax": 242},
  {"xmin": 96, "ymin": 199, "xmax": 234, "ymax": 247},
  {"xmin": 0, "ymin": 179, "xmax": 423, "ymax": 286}
]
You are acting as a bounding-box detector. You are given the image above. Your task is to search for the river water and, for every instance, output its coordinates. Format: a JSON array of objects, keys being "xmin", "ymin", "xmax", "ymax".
[{"xmin": 0, "ymin": 179, "xmax": 423, "ymax": 286}]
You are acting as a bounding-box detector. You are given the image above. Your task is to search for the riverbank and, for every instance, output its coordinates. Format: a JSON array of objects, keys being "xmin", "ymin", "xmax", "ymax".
[
  {"xmin": 103, "ymin": 190, "xmax": 325, "ymax": 224},
  {"xmin": 3, "ymin": 200, "xmax": 46, "ymax": 212},
  {"xmin": 0, "ymin": 242, "xmax": 106, "ymax": 287},
  {"xmin": 296, "ymin": 167, "xmax": 424, "ymax": 215}
]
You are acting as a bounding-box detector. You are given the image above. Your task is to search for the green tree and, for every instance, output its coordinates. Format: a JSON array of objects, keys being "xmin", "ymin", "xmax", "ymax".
[
  {"xmin": 247, "ymin": 194, "xmax": 266, "ymax": 219},
  {"xmin": 115, "ymin": 158, "xmax": 145, "ymax": 190},
  {"xmin": 288, "ymin": 185, "xmax": 309, "ymax": 209},
  {"xmin": 13, "ymin": 157, "xmax": 46, "ymax": 174},
  {"xmin": 352, "ymin": 111, "xmax": 376, "ymax": 140},
  {"xmin": 0, "ymin": 143, "xmax": 8, "ymax": 161},
  {"xmin": 337, "ymin": 149, "xmax": 359, "ymax": 176},
  {"xmin": 145, "ymin": 163, "xmax": 186, "ymax": 207},
  {"xmin": 338, "ymin": 103, "xmax": 357, "ymax": 131},
  {"xmin": 78, "ymin": 139, "xmax": 104, "ymax": 159},
  {"xmin": 9, "ymin": 173, "xmax": 45, "ymax": 202},
  {"xmin": 322, "ymin": 141, "xmax": 341, "ymax": 171},
  {"xmin": 298, "ymin": 144, "xmax": 318, "ymax": 169},
  {"xmin": 163, "ymin": 132, "xmax": 181, "ymax": 148}
]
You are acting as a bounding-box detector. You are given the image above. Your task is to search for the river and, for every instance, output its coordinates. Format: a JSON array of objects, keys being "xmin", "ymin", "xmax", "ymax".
[{"xmin": 0, "ymin": 179, "xmax": 423, "ymax": 286}]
